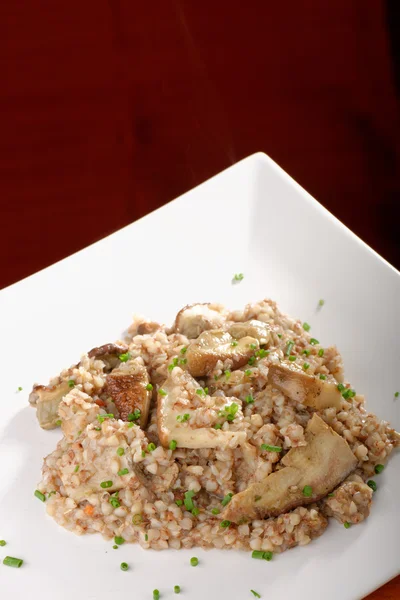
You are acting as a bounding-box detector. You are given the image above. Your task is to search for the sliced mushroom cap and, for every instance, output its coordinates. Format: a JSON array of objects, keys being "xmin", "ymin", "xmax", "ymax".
[
  {"xmin": 267, "ymin": 362, "xmax": 342, "ymax": 410},
  {"xmin": 104, "ymin": 359, "xmax": 151, "ymax": 427},
  {"xmin": 88, "ymin": 343, "xmax": 129, "ymax": 372},
  {"xmin": 157, "ymin": 368, "xmax": 246, "ymax": 449},
  {"xmin": 186, "ymin": 330, "xmax": 259, "ymax": 377},
  {"xmin": 174, "ymin": 303, "xmax": 227, "ymax": 339},
  {"xmin": 229, "ymin": 320, "xmax": 272, "ymax": 346},
  {"xmin": 222, "ymin": 414, "xmax": 357, "ymax": 522},
  {"xmin": 29, "ymin": 380, "xmax": 71, "ymax": 429}
]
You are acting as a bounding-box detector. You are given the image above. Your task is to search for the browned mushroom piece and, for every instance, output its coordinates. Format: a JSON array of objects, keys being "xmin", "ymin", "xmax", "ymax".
[
  {"xmin": 87, "ymin": 343, "xmax": 129, "ymax": 372},
  {"xmin": 229, "ymin": 320, "xmax": 272, "ymax": 346},
  {"xmin": 186, "ymin": 330, "xmax": 259, "ymax": 377},
  {"xmin": 104, "ymin": 359, "xmax": 151, "ymax": 427},
  {"xmin": 29, "ymin": 379, "xmax": 72, "ymax": 429},
  {"xmin": 267, "ymin": 362, "xmax": 343, "ymax": 410},
  {"xmin": 174, "ymin": 303, "xmax": 227, "ymax": 339},
  {"xmin": 222, "ymin": 414, "xmax": 357, "ymax": 523}
]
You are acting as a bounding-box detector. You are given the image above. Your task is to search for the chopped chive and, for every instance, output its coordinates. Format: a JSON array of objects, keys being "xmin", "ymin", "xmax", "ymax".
[
  {"xmin": 367, "ymin": 480, "xmax": 377, "ymax": 492},
  {"xmin": 245, "ymin": 369, "xmax": 252, "ymax": 377},
  {"xmin": 145, "ymin": 534, "xmax": 148, "ymax": 541},
  {"xmin": 127, "ymin": 409, "xmax": 141, "ymax": 422},
  {"xmin": 196, "ymin": 388, "xmax": 205, "ymax": 396},
  {"xmin": 3, "ymin": 556, "xmax": 23, "ymax": 568},
  {"xmin": 184, "ymin": 490, "xmax": 196, "ymax": 511},
  {"xmin": 48, "ymin": 490, "xmax": 56, "ymax": 496},
  {"xmin": 337, "ymin": 383, "xmax": 345, "ymax": 392},
  {"xmin": 344, "ymin": 521, "xmax": 351, "ymax": 529},
  {"xmin": 251, "ymin": 550, "xmax": 264, "ymax": 559},
  {"xmin": 174, "ymin": 585, "xmax": 181, "ymax": 594},
  {"xmin": 303, "ymin": 362, "xmax": 310, "ymax": 371},
  {"xmin": 224, "ymin": 370, "xmax": 231, "ymax": 380},
  {"xmin": 220, "ymin": 520, "xmax": 231, "ymax": 528},
  {"xmin": 118, "ymin": 352, "xmax": 131, "ymax": 362},
  {"xmin": 141, "ymin": 450, "xmax": 146, "ymax": 457},
  {"xmin": 245, "ymin": 394, "xmax": 254, "ymax": 404},
  {"xmin": 256, "ymin": 349, "xmax": 269, "ymax": 359},
  {"xmin": 231, "ymin": 340, "xmax": 238, "ymax": 346},
  {"xmin": 180, "ymin": 346, "xmax": 187, "ymax": 355},
  {"xmin": 318, "ymin": 348, "xmax": 324, "ymax": 357},
  {"xmin": 190, "ymin": 557, "xmax": 199, "ymax": 566},
  {"xmin": 0, "ymin": 540, "xmax": 6, "ymax": 546},
  {"xmin": 68, "ymin": 379, "xmax": 75, "ymax": 388},
  {"xmin": 118, "ymin": 468, "xmax": 129, "ymax": 476},
  {"xmin": 251, "ymin": 591, "xmax": 261, "ymax": 598},
  {"xmin": 100, "ymin": 481, "xmax": 113, "ymax": 489},
  {"xmin": 319, "ymin": 374, "xmax": 326, "ymax": 380},
  {"xmin": 327, "ymin": 493, "xmax": 335, "ymax": 498},
  {"xmin": 169, "ymin": 440, "xmax": 177, "ymax": 451},
  {"xmin": 55, "ymin": 420, "xmax": 62, "ymax": 426},
  {"xmin": 97, "ymin": 413, "xmax": 114, "ymax": 423},
  {"xmin": 117, "ymin": 447, "xmax": 125, "ymax": 456},
  {"xmin": 342, "ymin": 388, "xmax": 356, "ymax": 400},
  {"xmin": 318, "ymin": 299, "xmax": 325, "ymax": 307},
  {"xmin": 277, "ymin": 333, "xmax": 282, "ymax": 338},
  {"xmin": 288, "ymin": 355, "xmax": 296, "ymax": 362},
  {"xmin": 146, "ymin": 383, "xmax": 153, "ymax": 391},
  {"xmin": 132, "ymin": 514, "xmax": 143, "ymax": 525},
  {"xmin": 261, "ymin": 444, "xmax": 282, "ymax": 453},
  {"xmin": 211, "ymin": 508, "xmax": 220, "ymax": 515},
  {"xmin": 94, "ymin": 426, "xmax": 101, "ymax": 431},
  {"xmin": 262, "ymin": 551, "xmax": 273, "ymax": 561},
  {"xmin": 175, "ymin": 499, "xmax": 183, "ymax": 506},
  {"xmin": 34, "ymin": 490, "xmax": 46, "ymax": 502},
  {"xmin": 250, "ymin": 343, "xmax": 257, "ymax": 350},
  {"xmin": 110, "ymin": 496, "xmax": 120, "ymax": 508},
  {"xmin": 374, "ymin": 464, "xmax": 384, "ymax": 474},
  {"xmin": 153, "ymin": 590, "xmax": 160, "ymax": 600},
  {"xmin": 17, "ymin": 386, "xmax": 23, "ymax": 392},
  {"xmin": 248, "ymin": 356, "xmax": 256, "ymax": 366},
  {"xmin": 302, "ymin": 485, "xmax": 313, "ymax": 497},
  {"xmin": 285, "ymin": 341, "xmax": 294, "ymax": 356},
  {"xmin": 114, "ymin": 536, "xmax": 125, "ymax": 545},
  {"xmin": 310, "ymin": 338, "xmax": 319, "ymax": 345},
  {"xmin": 113, "ymin": 545, "xmax": 118, "ymax": 549},
  {"xmin": 395, "ymin": 392, "xmax": 399, "ymax": 398},
  {"xmin": 74, "ymin": 465, "xmax": 80, "ymax": 473},
  {"xmin": 147, "ymin": 443, "xmax": 156, "ymax": 452},
  {"xmin": 120, "ymin": 562, "xmax": 129, "ymax": 571},
  {"xmin": 159, "ymin": 389, "xmax": 167, "ymax": 396},
  {"xmin": 179, "ymin": 358, "xmax": 187, "ymax": 365},
  {"xmin": 303, "ymin": 322, "xmax": 311, "ymax": 332},
  {"xmin": 221, "ymin": 493, "xmax": 233, "ymax": 506},
  {"xmin": 214, "ymin": 423, "xmax": 222, "ymax": 429},
  {"xmin": 176, "ymin": 413, "xmax": 190, "ymax": 422},
  {"xmin": 214, "ymin": 374, "xmax": 219, "ymax": 381},
  {"xmin": 191, "ymin": 507, "xmax": 200, "ymax": 516},
  {"xmin": 302, "ymin": 349, "xmax": 311, "ymax": 356},
  {"xmin": 233, "ymin": 273, "xmax": 244, "ymax": 281}
]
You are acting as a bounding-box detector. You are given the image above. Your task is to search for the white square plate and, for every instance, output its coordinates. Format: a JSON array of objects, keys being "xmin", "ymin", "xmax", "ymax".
[{"xmin": 1, "ymin": 153, "xmax": 399, "ymax": 600}]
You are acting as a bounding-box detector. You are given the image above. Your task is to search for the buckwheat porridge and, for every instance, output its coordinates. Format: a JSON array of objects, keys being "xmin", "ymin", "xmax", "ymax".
[{"xmin": 29, "ymin": 299, "xmax": 399, "ymax": 556}]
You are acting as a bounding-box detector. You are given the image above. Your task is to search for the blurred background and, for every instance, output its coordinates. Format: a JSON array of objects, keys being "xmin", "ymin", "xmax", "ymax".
[{"xmin": 0, "ymin": 0, "xmax": 399, "ymax": 295}]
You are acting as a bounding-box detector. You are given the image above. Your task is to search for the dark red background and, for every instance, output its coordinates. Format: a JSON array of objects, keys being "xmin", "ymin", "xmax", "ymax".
[{"xmin": 0, "ymin": 2, "xmax": 399, "ymax": 595}]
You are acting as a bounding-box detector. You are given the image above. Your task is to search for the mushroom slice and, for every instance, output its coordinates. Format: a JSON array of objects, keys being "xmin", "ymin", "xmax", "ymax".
[
  {"xmin": 186, "ymin": 330, "xmax": 258, "ymax": 377},
  {"xmin": 104, "ymin": 359, "xmax": 151, "ymax": 427},
  {"xmin": 267, "ymin": 362, "xmax": 342, "ymax": 410},
  {"xmin": 29, "ymin": 380, "xmax": 71, "ymax": 429},
  {"xmin": 88, "ymin": 343, "xmax": 129, "ymax": 372},
  {"xmin": 222, "ymin": 414, "xmax": 357, "ymax": 522},
  {"xmin": 157, "ymin": 368, "xmax": 246, "ymax": 449},
  {"xmin": 229, "ymin": 320, "xmax": 272, "ymax": 346},
  {"xmin": 174, "ymin": 303, "xmax": 227, "ymax": 339}
]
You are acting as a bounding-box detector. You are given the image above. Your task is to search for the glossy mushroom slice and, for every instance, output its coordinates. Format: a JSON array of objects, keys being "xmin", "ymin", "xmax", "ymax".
[
  {"xmin": 104, "ymin": 359, "xmax": 151, "ymax": 427},
  {"xmin": 87, "ymin": 343, "xmax": 129, "ymax": 372},
  {"xmin": 186, "ymin": 330, "xmax": 259, "ymax": 377},
  {"xmin": 29, "ymin": 379, "xmax": 72, "ymax": 429},
  {"xmin": 267, "ymin": 362, "xmax": 342, "ymax": 410},
  {"xmin": 157, "ymin": 367, "xmax": 246, "ymax": 449},
  {"xmin": 173, "ymin": 303, "xmax": 227, "ymax": 339},
  {"xmin": 222, "ymin": 414, "xmax": 357, "ymax": 523},
  {"xmin": 229, "ymin": 320, "xmax": 272, "ymax": 346}
]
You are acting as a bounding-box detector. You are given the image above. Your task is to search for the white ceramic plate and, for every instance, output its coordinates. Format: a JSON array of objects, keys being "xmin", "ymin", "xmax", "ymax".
[{"xmin": 1, "ymin": 153, "xmax": 399, "ymax": 600}]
